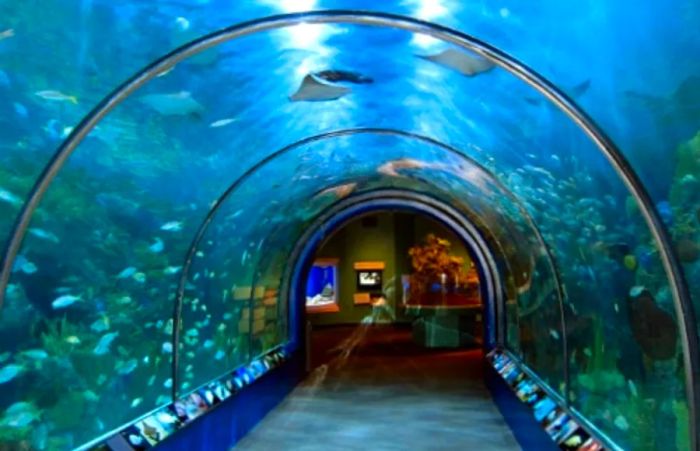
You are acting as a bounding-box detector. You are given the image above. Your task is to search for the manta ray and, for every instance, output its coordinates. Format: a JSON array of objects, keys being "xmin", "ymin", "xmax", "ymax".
[
  {"xmin": 418, "ymin": 48, "xmax": 495, "ymax": 77},
  {"xmin": 140, "ymin": 91, "xmax": 204, "ymax": 117},
  {"xmin": 289, "ymin": 74, "xmax": 351, "ymax": 102}
]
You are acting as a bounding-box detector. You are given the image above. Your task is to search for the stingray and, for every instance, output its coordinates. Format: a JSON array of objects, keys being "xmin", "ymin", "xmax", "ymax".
[
  {"xmin": 625, "ymin": 75, "xmax": 700, "ymax": 122},
  {"xmin": 289, "ymin": 74, "xmax": 351, "ymax": 102},
  {"xmin": 313, "ymin": 70, "xmax": 373, "ymax": 84},
  {"xmin": 525, "ymin": 79, "xmax": 591, "ymax": 106},
  {"xmin": 139, "ymin": 91, "xmax": 204, "ymax": 117},
  {"xmin": 417, "ymin": 48, "xmax": 495, "ymax": 77},
  {"xmin": 627, "ymin": 289, "xmax": 678, "ymax": 360}
]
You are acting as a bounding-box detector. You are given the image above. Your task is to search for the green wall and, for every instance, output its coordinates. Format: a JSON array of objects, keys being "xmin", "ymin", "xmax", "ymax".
[{"xmin": 310, "ymin": 212, "xmax": 472, "ymax": 326}]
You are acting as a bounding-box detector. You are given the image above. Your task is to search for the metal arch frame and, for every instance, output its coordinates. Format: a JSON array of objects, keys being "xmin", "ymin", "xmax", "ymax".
[
  {"xmin": 280, "ymin": 189, "xmax": 503, "ymax": 352},
  {"xmin": 0, "ymin": 10, "xmax": 693, "ymax": 448},
  {"xmin": 165, "ymin": 126, "xmax": 564, "ymax": 398}
]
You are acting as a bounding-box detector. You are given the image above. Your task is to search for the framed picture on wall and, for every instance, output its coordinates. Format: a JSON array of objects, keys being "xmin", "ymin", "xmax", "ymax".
[{"xmin": 356, "ymin": 270, "xmax": 383, "ymax": 291}]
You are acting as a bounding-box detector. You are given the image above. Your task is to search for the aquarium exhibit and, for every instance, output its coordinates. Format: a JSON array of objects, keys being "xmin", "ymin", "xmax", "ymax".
[{"xmin": 0, "ymin": 0, "xmax": 699, "ymax": 450}]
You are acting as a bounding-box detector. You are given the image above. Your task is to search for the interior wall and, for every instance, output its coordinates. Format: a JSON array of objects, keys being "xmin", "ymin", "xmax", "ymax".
[{"xmin": 310, "ymin": 212, "xmax": 473, "ymax": 326}]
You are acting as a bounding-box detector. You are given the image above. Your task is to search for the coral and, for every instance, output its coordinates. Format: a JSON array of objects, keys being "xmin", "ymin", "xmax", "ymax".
[{"xmin": 37, "ymin": 316, "xmax": 82, "ymax": 357}]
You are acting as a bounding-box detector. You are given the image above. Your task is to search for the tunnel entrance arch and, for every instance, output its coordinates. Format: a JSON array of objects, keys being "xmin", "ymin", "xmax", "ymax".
[{"xmin": 283, "ymin": 189, "xmax": 503, "ymax": 356}]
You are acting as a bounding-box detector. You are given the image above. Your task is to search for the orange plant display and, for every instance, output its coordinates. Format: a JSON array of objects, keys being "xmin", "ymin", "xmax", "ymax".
[{"xmin": 407, "ymin": 234, "xmax": 478, "ymax": 305}]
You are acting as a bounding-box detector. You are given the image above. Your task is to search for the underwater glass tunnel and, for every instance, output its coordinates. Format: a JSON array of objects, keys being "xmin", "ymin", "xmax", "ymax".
[{"xmin": 1, "ymin": 1, "xmax": 700, "ymax": 450}]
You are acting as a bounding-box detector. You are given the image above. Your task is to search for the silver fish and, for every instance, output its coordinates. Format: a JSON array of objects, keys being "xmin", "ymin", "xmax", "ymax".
[
  {"xmin": 161, "ymin": 221, "xmax": 183, "ymax": 231},
  {"xmin": 0, "ymin": 188, "xmax": 22, "ymax": 206},
  {"xmin": 0, "ymin": 364, "xmax": 24, "ymax": 384},
  {"xmin": 52, "ymin": 294, "xmax": 82, "ymax": 309},
  {"xmin": 93, "ymin": 332, "xmax": 119, "ymax": 355}
]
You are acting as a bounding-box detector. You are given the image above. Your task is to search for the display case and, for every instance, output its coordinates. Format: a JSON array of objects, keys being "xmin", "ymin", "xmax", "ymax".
[{"xmin": 305, "ymin": 258, "xmax": 339, "ymax": 313}]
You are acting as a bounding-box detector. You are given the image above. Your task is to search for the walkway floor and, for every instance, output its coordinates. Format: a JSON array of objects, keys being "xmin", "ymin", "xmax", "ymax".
[{"xmin": 234, "ymin": 325, "xmax": 520, "ymax": 451}]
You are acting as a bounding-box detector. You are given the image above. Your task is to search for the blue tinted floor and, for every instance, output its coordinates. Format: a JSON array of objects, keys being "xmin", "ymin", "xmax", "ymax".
[{"xmin": 234, "ymin": 325, "xmax": 520, "ymax": 450}]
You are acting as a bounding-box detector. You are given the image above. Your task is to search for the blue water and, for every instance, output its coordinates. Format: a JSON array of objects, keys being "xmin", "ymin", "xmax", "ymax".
[{"xmin": 0, "ymin": 1, "xmax": 699, "ymax": 450}]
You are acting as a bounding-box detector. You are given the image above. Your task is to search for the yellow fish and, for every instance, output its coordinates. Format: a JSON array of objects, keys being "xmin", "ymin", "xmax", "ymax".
[
  {"xmin": 65, "ymin": 336, "xmax": 81, "ymax": 344},
  {"xmin": 35, "ymin": 90, "xmax": 78, "ymax": 104}
]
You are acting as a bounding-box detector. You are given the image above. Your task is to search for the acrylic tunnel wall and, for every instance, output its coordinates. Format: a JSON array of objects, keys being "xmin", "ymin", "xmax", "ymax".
[{"xmin": 0, "ymin": 11, "xmax": 699, "ymax": 451}]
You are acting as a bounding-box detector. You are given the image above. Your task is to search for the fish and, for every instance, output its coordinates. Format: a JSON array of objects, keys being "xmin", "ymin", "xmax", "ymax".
[
  {"xmin": 164, "ymin": 378, "xmax": 173, "ymax": 388},
  {"xmin": 204, "ymin": 340, "xmax": 214, "ymax": 349},
  {"xmin": 418, "ymin": 48, "xmax": 495, "ymax": 76},
  {"xmin": 377, "ymin": 158, "xmax": 433, "ymax": 177},
  {"xmin": 628, "ymin": 289, "xmax": 678, "ymax": 360},
  {"xmin": 65, "ymin": 336, "xmax": 81, "ymax": 345},
  {"xmin": 27, "ymin": 228, "xmax": 59, "ymax": 243},
  {"xmin": 20, "ymin": 260, "xmax": 37, "ymax": 274},
  {"xmin": 12, "ymin": 255, "xmax": 35, "ymax": 274},
  {"xmin": 614, "ymin": 415, "xmax": 629, "ymax": 431},
  {"xmin": 629, "ymin": 285, "xmax": 645, "ymax": 297},
  {"xmin": 0, "ymin": 188, "xmax": 21, "ymax": 206},
  {"xmin": 315, "ymin": 182, "xmax": 357, "ymax": 199},
  {"xmin": 20, "ymin": 349, "xmax": 48, "ymax": 360},
  {"xmin": 0, "ymin": 364, "xmax": 24, "ymax": 384},
  {"xmin": 148, "ymin": 237, "xmax": 164, "ymax": 253},
  {"xmin": 116, "ymin": 296, "xmax": 132, "ymax": 305},
  {"xmin": 625, "ymin": 75, "xmax": 700, "ymax": 124},
  {"xmin": 164, "ymin": 266, "xmax": 182, "ymax": 275},
  {"xmin": 313, "ymin": 70, "xmax": 373, "ymax": 84},
  {"xmin": 175, "ymin": 16, "xmax": 190, "ymax": 31},
  {"xmin": 525, "ymin": 79, "xmax": 591, "ymax": 105},
  {"xmin": 116, "ymin": 359, "xmax": 138, "ymax": 375},
  {"xmin": 289, "ymin": 74, "xmax": 351, "ymax": 102},
  {"xmin": 209, "ymin": 118, "xmax": 237, "ymax": 128},
  {"xmin": 90, "ymin": 316, "xmax": 110, "ymax": 333},
  {"xmin": 133, "ymin": 272, "xmax": 146, "ymax": 283},
  {"xmin": 93, "ymin": 332, "xmax": 119, "ymax": 355},
  {"xmin": 676, "ymin": 239, "xmax": 699, "ymax": 263},
  {"xmin": 51, "ymin": 294, "xmax": 82, "ymax": 309},
  {"xmin": 215, "ymin": 350, "xmax": 225, "ymax": 360},
  {"xmin": 131, "ymin": 398, "xmax": 143, "ymax": 408},
  {"xmin": 117, "ymin": 266, "xmax": 137, "ymax": 279},
  {"xmin": 162, "ymin": 342, "xmax": 173, "ymax": 354},
  {"xmin": 0, "ymin": 28, "xmax": 14, "ymax": 40},
  {"xmin": 140, "ymin": 91, "xmax": 204, "ymax": 117},
  {"xmin": 592, "ymin": 241, "xmax": 631, "ymax": 260},
  {"xmin": 628, "ymin": 379, "xmax": 638, "ymax": 397},
  {"xmin": 2, "ymin": 401, "xmax": 41, "ymax": 428},
  {"xmin": 83, "ymin": 390, "xmax": 99, "ymax": 402},
  {"xmin": 34, "ymin": 90, "xmax": 78, "ymax": 104},
  {"xmin": 161, "ymin": 221, "xmax": 183, "ymax": 231}
]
